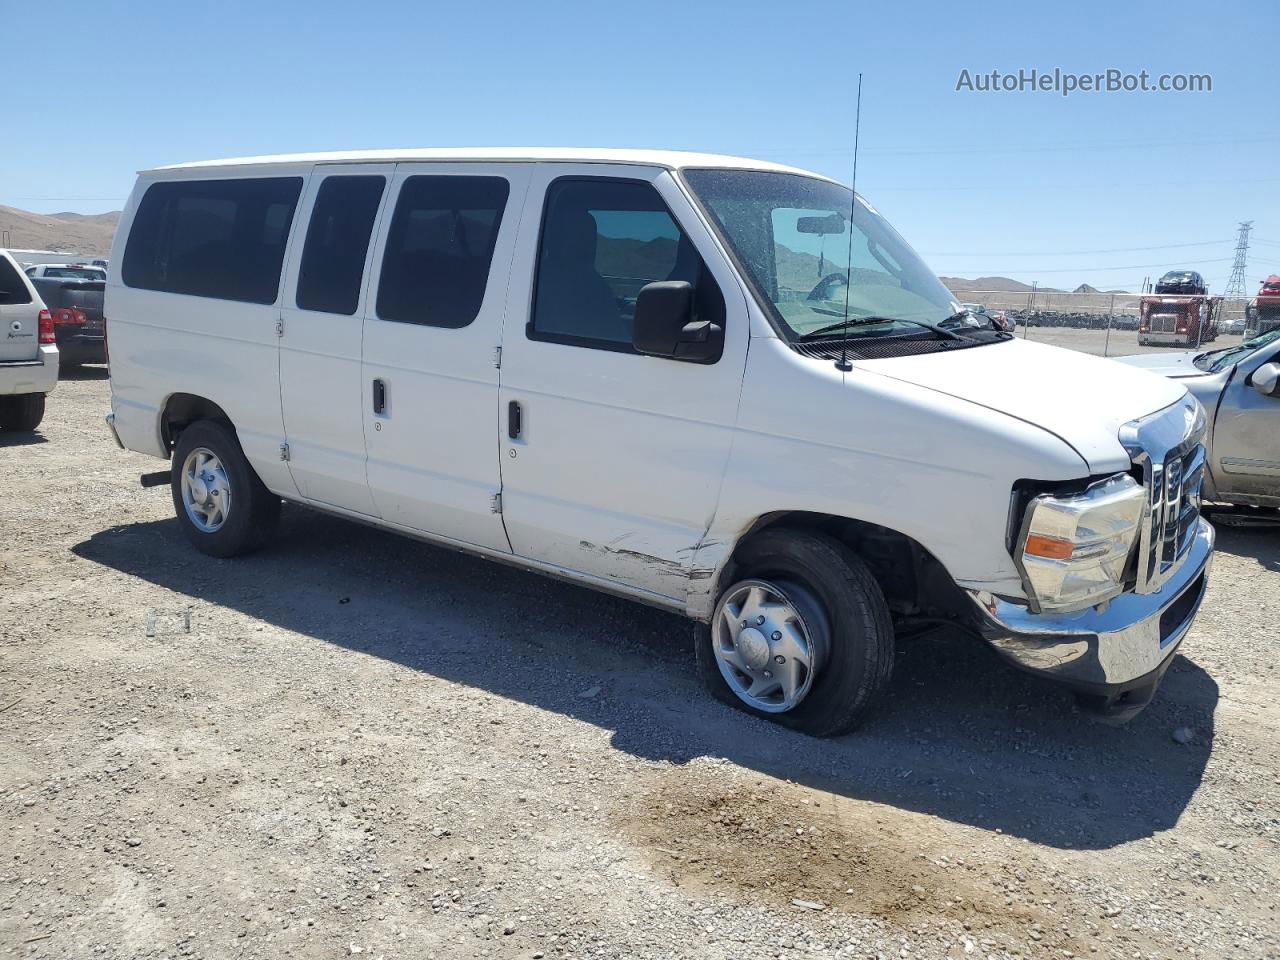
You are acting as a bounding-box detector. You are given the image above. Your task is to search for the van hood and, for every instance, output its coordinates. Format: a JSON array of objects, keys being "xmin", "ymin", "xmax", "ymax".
[
  {"xmin": 853, "ymin": 338, "xmax": 1187, "ymax": 474},
  {"xmin": 1111, "ymin": 350, "xmax": 1206, "ymax": 379}
]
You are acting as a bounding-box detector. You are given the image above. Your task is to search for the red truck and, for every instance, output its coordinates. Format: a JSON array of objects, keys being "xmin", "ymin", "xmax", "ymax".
[
  {"xmin": 1251, "ymin": 274, "xmax": 1280, "ymax": 335},
  {"xmin": 1138, "ymin": 270, "xmax": 1220, "ymax": 347}
]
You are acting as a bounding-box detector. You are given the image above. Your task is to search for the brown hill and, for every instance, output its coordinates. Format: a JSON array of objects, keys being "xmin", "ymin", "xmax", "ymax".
[
  {"xmin": 0, "ymin": 205, "xmax": 120, "ymax": 257},
  {"xmin": 940, "ymin": 276, "xmax": 1065, "ymax": 294}
]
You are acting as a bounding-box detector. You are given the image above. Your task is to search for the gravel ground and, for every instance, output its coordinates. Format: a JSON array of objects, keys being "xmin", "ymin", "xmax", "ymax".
[
  {"xmin": 1014, "ymin": 327, "xmax": 1247, "ymax": 359},
  {"xmin": 2, "ymin": 370, "xmax": 1277, "ymax": 960}
]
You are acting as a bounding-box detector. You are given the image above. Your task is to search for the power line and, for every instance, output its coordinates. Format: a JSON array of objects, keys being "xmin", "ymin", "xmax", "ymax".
[
  {"xmin": 758, "ymin": 134, "xmax": 1280, "ymax": 159},
  {"xmin": 869, "ymin": 176, "xmax": 1280, "ymax": 193},
  {"xmin": 935, "ymin": 258, "xmax": 1234, "ymax": 275},
  {"xmin": 921, "ymin": 239, "xmax": 1231, "ymax": 257}
]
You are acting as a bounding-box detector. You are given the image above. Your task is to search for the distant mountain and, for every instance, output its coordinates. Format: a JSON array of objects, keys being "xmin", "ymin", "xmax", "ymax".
[
  {"xmin": 0, "ymin": 205, "xmax": 120, "ymax": 257},
  {"xmin": 941, "ymin": 276, "xmax": 1065, "ymax": 294}
]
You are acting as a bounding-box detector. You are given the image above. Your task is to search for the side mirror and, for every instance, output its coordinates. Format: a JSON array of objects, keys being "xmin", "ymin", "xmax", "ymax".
[
  {"xmin": 1251, "ymin": 361, "xmax": 1280, "ymax": 398},
  {"xmin": 632, "ymin": 281, "xmax": 723, "ymax": 363}
]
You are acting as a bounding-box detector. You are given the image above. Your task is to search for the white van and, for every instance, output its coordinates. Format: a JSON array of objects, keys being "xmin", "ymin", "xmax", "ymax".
[{"xmin": 105, "ymin": 149, "xmax": 1213, "ymax": 734}]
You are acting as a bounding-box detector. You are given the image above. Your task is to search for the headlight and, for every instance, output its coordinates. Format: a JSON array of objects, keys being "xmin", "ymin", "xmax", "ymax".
[{"xmin": 1015, "ymin": 474, "xmax": 1146, "ymax": 614}]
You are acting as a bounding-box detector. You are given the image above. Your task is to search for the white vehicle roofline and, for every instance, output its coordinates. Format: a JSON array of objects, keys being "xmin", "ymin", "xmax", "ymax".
[{"xmin": 141, "ymin": 147, "xmax": 836, "ymax": 182}]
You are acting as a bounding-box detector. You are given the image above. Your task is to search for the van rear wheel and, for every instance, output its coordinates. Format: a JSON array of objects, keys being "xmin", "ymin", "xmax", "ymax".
[
  {"xmin": 170, "ymin": 420, "xmax": 280, "ymax": 558},
  {"xmin": 0, "ymin": 393, "xmax": 46, "ymax": 432},
  {"xmin": 696, "ymin": 529, "xmax": 894, "ymax": 737}
]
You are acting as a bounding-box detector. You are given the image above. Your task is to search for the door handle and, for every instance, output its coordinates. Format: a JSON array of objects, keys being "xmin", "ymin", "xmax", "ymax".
[
  {"xmin": 508, "ymin": 400, "xmax": 522, "ymax": 439},
  {"xmin": 372, "ymin": 378, "xmax": 387, "ymax": 414}
]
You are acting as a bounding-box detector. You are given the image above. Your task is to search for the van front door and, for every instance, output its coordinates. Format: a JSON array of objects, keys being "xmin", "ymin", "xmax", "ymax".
[
  {"xmin": 279, "ymin": 164, "xmax": 392, "ymax": 515},
  {"xmin": 359, "ymin": 164, "xmax": 529, "ymax": 552},
  {"xmin": 497, "ymin": 166, "xmax": 749, "ymax": 602}
]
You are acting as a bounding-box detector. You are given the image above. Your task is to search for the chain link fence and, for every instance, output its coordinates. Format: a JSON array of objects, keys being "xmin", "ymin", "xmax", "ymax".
[{"xmin": 953, "ymin": 288, "xmax": 1247, "ymax": 357}]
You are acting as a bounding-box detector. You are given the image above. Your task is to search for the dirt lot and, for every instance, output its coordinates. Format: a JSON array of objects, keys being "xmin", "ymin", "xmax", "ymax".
[
  {"xmin": 1014, "ymin": 326, "xmax": 1247, "ymax": 359},
  {"xmin": 2, "ymin": 371, "xmax": 1278, "ymax": 960}
]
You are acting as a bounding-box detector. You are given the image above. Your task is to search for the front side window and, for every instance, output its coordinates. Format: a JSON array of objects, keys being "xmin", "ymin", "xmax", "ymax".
[
  {"xmin": 376, "ymin": 175, "xmax": 509, "ymax": 328},
  {"xmin": 683, "ymin": 169, "xmax": 958, "ymax": 341},
  {"xmin": 296, "ymin": 175, "xmax": 386, "ymax": 315},
  {"xmin": 530, "ymin": 177, "xmax": 722, "ymax": 351},
  {"xmin": 122, "ymin": 177, "xmax": 303, "ymax": 304}
]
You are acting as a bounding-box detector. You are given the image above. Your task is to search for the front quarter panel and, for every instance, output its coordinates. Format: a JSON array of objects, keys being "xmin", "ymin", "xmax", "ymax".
[{"xmin": 689, "ymin": 337, "xmax": 1090, "ymax": 619}]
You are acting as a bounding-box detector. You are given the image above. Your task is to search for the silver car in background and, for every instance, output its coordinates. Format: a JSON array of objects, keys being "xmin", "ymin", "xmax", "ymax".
[{"xmin": 1118, "ymin": 328, "xmax": 1280, "ymax": 508}]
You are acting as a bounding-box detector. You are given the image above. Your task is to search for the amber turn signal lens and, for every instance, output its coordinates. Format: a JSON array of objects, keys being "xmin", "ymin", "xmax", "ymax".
[{"xmin": 1024, "ymin": 534, "xmax": 1074, "ymax": 560}]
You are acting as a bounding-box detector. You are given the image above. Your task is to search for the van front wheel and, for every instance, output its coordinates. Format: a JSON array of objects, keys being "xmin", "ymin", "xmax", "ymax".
[
  {"xmin": 696, "ymin": 529, "xmax": 894, "ymax": 737},
  {"xmin": 170, "ymin": 420, "xmax": 280, "ymax": 558}
]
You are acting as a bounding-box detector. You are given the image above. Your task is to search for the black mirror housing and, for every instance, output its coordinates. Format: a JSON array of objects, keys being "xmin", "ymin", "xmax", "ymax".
[{"xmin": 632, "ymin": 281, "xmax": 723, "ymax": 363}]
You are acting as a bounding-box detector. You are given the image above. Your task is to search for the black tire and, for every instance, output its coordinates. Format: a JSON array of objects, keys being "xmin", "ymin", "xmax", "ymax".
[
  {"xmin": 696, "ymin": 528, "xmax": 894, "ymax": 737},
  {"xmin": 170, "ymin": 419, "xmax": 280, "ymax": 558},
  {"xmin": 0, "ymin": 393, "xmax": 46, "ymax": 432}
]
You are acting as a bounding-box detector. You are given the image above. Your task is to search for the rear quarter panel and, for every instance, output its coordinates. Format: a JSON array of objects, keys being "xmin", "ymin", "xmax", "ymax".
[{"xmin": 105, "ymin": 168, "xmax": 309, "ymax": 498}]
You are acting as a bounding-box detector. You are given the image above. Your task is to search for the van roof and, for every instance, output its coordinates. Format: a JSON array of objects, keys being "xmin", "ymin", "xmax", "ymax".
[{"xmin": 144, "ymin": 147, "xmax": 833, "ymax": 180}]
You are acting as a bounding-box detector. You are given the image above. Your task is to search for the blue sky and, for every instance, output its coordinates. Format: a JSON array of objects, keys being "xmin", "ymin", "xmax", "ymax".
[{"xmin": 4, "ymin": 0, "xmax": 1279, "ymax": 292}]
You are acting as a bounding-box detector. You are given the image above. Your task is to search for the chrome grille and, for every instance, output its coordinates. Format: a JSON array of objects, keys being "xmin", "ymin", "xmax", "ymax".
[{"xmin": 1119, "ymin": 397, "xmax": 1206, "ymax": 594}]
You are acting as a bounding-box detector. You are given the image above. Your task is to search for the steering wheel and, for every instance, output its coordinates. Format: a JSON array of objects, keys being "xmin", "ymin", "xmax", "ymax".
[{"xmin": 807, "ymin": 272, "xmax": 849, "ymax": 301}]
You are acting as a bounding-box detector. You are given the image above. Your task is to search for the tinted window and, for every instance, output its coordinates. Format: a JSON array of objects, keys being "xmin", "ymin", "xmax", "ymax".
[
  {"xmin": 530, "ymin": 178, "xmax": 720, "ymax": 350},
  {"xmin": 122, "ymin": 177, "xmax": 303, "ymax": 304},
  {"xmin": 296, "ymin": 175, "xmax": 386, "ymax": 315},
  {"xmin": 376, "ymin": 176, "xmax": 509, "ymax": 328},
  {"xmin": 0, "ymin": 257, "xmax": 32, "ymax": 305}
]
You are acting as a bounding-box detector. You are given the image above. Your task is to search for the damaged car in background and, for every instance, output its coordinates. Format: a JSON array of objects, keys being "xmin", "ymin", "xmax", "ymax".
[{"xmin": 1119, "ymin": 327, "xmax": 1280, "ymax": 515}]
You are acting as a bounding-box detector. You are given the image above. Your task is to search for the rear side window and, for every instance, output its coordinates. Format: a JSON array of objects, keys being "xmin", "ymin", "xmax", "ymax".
[
  {"xmin": 0, "ymin": 257, "xmax": 32, "ymax": 305},
  {"xmin": 296, "ymin": 175, "xmax": 386, "ymax": 315},
  {"xmin": 376, "ymin": 175, "xmax": 509, "ymax": 328},
  {"xmin": 530, "ymin": 177, "xmax": 722, "ymax": 351},
  {"xmin": 122, "ymin": 177, "xmax": 303, "ymax": 304}
]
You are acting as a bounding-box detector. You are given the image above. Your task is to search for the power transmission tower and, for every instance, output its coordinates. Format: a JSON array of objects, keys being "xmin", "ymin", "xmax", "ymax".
[{"xmin": 1220, "ymin": 221, "xmax": 1253, "ymax": 325}]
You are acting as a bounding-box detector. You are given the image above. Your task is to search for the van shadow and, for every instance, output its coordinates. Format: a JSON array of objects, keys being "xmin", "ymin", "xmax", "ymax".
[
  {"xmin": 72, "ymin": 508, "xmax": 1218, "ymax": 851},
  {"xmin": 59, "ymin": 364, "xmax": 109, "ymax": 381}
]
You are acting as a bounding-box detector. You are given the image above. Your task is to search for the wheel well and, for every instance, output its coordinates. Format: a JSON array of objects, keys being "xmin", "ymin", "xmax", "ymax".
[
  {"xmin": 720, "ymin": 511, "xmax": 968, "ymax": 621},
  {"xmin": 160, "ymin": 393, "xmax": 232, "ymax": 453}
]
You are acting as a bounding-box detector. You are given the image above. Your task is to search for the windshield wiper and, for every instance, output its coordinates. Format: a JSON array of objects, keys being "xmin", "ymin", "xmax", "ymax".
[{"xmin": 798, "ymin": 315, "xmax": 963, "ymax": 341}]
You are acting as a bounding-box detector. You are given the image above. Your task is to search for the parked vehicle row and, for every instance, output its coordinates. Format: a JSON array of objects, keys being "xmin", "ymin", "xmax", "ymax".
[
  {"xmin": 104, "ymin": 148, "xmax": 1213, "ymax": 733},
  {"xmin": 1013, "ymin": 311, "xmax": 1140, "ymax": 330}
]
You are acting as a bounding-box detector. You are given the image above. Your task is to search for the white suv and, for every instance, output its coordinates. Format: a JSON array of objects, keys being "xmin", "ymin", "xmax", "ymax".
[
  {"xmin": 104, "ymin": 148, "xmax": 1214, "ymax": 734},
  {"xmin": 0, "ymin": 250, "xmax": 58, "ymax": 432}
]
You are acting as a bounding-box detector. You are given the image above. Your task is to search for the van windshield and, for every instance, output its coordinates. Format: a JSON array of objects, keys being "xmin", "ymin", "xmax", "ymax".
[{"xmin": 682, "ymin": 170, "xmax": 959, "ymax": 340}]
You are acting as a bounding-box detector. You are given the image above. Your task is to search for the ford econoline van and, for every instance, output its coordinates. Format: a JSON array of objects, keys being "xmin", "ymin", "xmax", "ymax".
[{"xmin": 104, "ymin": 149, "xmax": 1213, "ymax": 734}]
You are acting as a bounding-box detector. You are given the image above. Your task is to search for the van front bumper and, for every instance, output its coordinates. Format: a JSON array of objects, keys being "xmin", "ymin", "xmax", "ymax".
[{"xmin": 964, "ymin": 518, "xmax": 1214, "ymax": 721}]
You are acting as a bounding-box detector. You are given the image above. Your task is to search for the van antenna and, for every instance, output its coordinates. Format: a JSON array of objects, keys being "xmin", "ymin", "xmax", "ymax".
[{"xmin": 835, "ymin": 73, "xmax": 863, "ymax": 373}]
